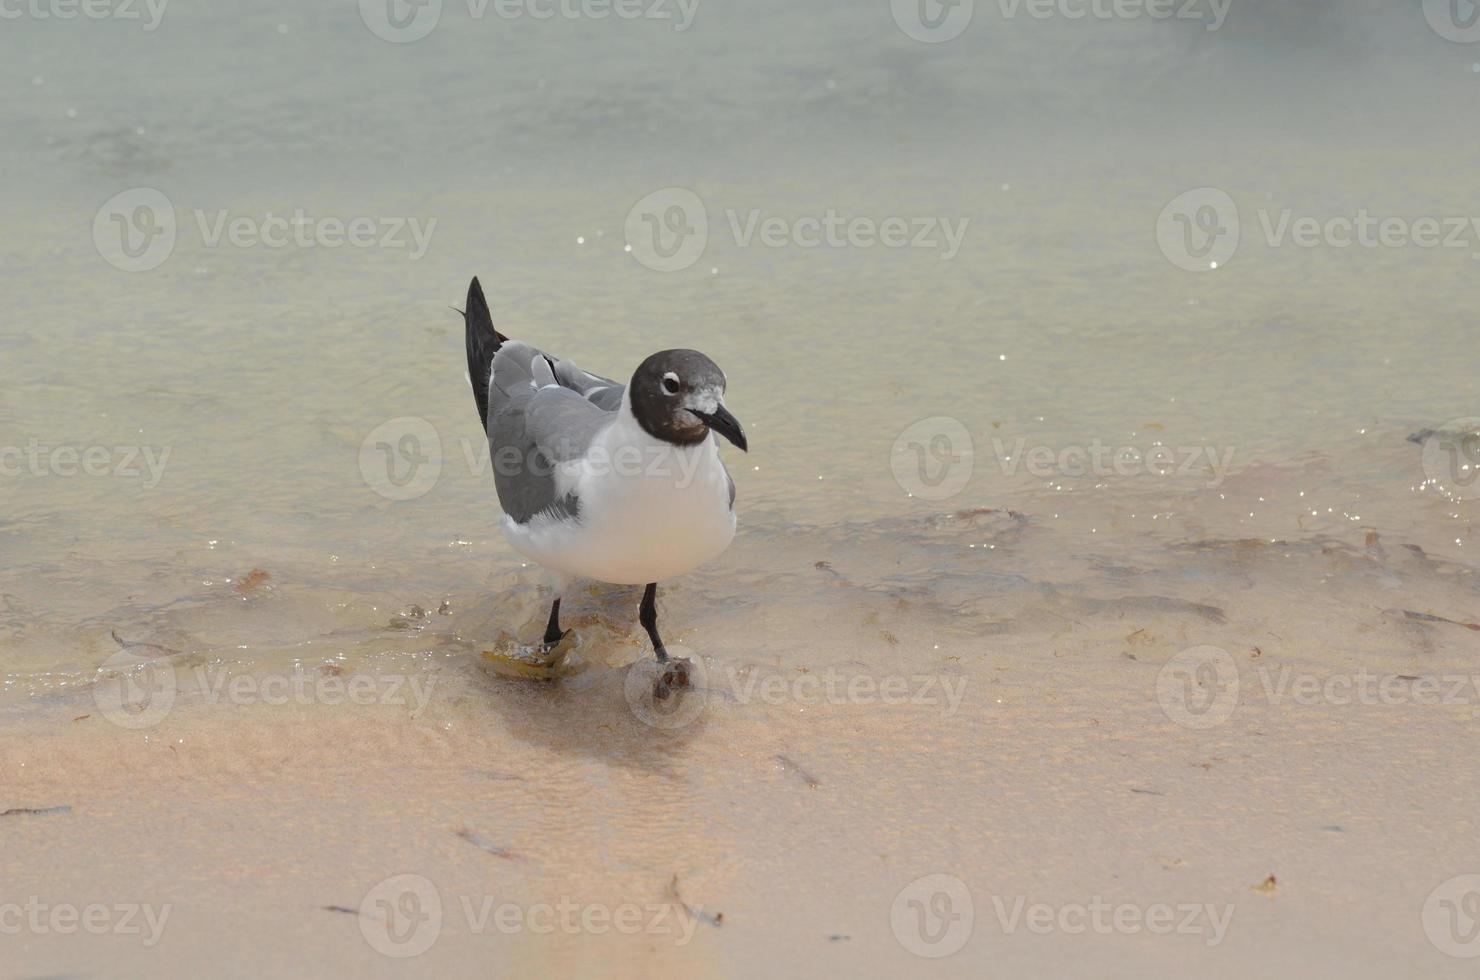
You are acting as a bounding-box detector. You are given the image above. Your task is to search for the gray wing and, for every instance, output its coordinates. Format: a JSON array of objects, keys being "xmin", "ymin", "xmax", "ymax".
[{"xmin": 486, "ymin": 341, "xmax": 624, "ymax": 524}]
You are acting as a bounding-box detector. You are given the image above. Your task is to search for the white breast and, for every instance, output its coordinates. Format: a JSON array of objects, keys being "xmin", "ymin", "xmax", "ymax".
[{"xmin": 500, "ymin": 398, "xmax": 737, "ymax": 585}]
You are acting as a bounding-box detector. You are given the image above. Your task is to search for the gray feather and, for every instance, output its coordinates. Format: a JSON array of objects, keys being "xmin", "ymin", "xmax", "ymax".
[{"xmin": 486, "ymin": 341, "xmax": 625, "ymax": 524}]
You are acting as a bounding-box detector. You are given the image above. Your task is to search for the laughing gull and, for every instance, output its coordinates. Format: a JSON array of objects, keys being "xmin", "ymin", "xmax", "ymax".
[{"xmin": 462, "ymin": 277, "xmax": 747, "ymax": 678}]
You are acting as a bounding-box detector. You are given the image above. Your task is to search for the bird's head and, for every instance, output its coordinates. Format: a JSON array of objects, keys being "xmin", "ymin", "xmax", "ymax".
[{"xmin": 629, "ymin": 349, "xmax": 747, "ymax": 452}]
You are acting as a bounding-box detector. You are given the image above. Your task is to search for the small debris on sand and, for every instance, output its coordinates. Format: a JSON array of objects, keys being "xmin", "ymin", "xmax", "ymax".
[
  {"xmin": 109, "ymin": 629, "xmax": 181, "ymax": 658},
  {"xmin": 668, "ymin": 874, "xmax": 723, "ymax": 928},
  {"xmin": 234, "ymin": 568, "xmax": 271, "ymax": 594},
  {"xmin": 776, "ymin": 754, "xmax": 821, "ymax": 788},
  {"xmin": 1252, "ymin": 874, "xmax": 1278, "ymax": 897},
  {"xmin": 455, "ymin": 827, "xmax": 519, "ymax": 860},
  {"xmin": 322, "ymin": 905, "xmax": 359, "ymax": 916},
  {"xmin": 1397, "ymin": 609, "xmax": 1480, "ymax": 631},
  {"xmin": 1, "ymin": 805, "xmax": 71, "ymax": 817}
]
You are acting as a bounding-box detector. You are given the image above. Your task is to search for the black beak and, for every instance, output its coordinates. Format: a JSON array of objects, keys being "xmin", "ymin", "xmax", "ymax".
[{"xmin": 694, "ymin": 405, "xmax": 748, "ymax": 452}]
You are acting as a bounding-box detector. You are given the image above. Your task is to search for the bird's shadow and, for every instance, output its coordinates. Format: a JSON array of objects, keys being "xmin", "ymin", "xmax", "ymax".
[{"xmin": 458, "ymin": 579, "xmax": 715, "ymax": 779}]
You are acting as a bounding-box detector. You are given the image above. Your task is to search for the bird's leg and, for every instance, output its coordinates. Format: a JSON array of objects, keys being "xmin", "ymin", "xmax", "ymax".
[
  {"xmin": 639, "ymin": 583, "xmax": 690, "ymax": 695},
  {"xmin": 541, "ymin": 596, "xmax": 568, "ymax": 648},
  {"xmin": 639, "ymin": 583, "xmax": 666, "ymax": 661}
]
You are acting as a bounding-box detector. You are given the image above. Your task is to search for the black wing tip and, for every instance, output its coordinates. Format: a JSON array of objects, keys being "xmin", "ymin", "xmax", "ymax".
[
  {"xmin": 464, "ymin": 275, "xmax": 506, "ymax": 431},
  {"xmin": 465, "ymin": 277, "xmax": 508, "ymax": 346}
]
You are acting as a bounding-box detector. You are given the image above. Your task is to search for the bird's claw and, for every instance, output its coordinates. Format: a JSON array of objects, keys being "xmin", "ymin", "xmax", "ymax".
[
  {"xmin": 538, "ymin": 628, "xmax": 572, "ymax": 656},
  {"xmin": 653, "ymin": 657, "xmax": 693, "ymax": 700}
]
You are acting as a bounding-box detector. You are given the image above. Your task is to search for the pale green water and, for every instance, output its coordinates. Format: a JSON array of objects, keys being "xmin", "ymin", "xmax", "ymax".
[{"xmin": 2, "ymin": 2, "xmax": 1478, "ymax": 689}]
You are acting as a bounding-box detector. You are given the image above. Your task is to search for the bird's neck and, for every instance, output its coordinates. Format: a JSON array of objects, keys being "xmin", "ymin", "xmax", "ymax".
[{"xmin": 612, "ymin": 390, "xmax": 717, "ymax": 458}]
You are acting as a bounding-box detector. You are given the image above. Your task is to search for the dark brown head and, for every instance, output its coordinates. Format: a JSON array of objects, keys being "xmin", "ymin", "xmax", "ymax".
[{"xmin": 628, "ymin": 349, "xmax": 747, "ymax": 451}]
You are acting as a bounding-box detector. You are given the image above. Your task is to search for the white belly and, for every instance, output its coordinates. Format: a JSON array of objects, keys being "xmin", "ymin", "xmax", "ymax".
[{"xmin": 501, "ymin": 426, "xmax": 737, "ymax": 585}]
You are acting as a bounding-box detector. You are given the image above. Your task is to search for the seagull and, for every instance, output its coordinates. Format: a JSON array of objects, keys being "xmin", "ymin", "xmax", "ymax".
[{"xmin": 462, "ymin": 277, "xmax": 747, "ymax": 682}]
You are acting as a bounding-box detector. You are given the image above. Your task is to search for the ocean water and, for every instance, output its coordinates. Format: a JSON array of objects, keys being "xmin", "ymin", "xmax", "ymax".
[{"xmin": 3, "ymin": 0, "xmax": 1477, "ymax": 695}]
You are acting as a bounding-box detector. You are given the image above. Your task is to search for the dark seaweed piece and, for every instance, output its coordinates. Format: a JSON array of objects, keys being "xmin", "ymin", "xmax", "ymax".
[
  {"xmin": 1, "ymin": 806, "xmax": 71, "ymax": 817},
  {"xmin": 455, "ymin": 827, "xmax": 519, "ymax": 860},
  {"xmin": 776, "ymin": 754, "xmax": 821, "ymax": 788}
]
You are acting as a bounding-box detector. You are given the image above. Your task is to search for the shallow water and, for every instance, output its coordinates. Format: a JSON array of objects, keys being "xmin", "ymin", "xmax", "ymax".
[{"xmin": 3, "ymin": 1, "xmax": 1480, "ymax": 974}]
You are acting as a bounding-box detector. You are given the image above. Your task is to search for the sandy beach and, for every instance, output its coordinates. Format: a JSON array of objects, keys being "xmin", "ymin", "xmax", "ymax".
[{"xmin": 7, "ymin": 432, "xmax": 1480, "ymax": 976}]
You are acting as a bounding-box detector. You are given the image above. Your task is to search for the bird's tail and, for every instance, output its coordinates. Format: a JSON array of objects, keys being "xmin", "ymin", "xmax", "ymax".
[{"xmin": 463, "ymin": 277, "xmax": 507, "ymax": 431}]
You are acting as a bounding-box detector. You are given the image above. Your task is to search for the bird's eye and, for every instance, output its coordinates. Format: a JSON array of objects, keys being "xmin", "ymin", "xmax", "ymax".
[{"xmin": 661, "ymin": 373, "xmax": 680, "ymax": 395}]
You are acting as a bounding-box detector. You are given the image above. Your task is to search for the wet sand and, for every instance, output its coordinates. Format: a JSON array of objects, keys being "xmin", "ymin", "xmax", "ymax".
[{"xmin": 6, "ymin": 438, "xmax": 1480, "ymax": 976}]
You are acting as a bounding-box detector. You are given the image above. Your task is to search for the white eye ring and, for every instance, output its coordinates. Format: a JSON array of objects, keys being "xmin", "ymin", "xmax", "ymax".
[{"xmin": 661, "ymin": 372, "xmax": 680, "ymax": 395}]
